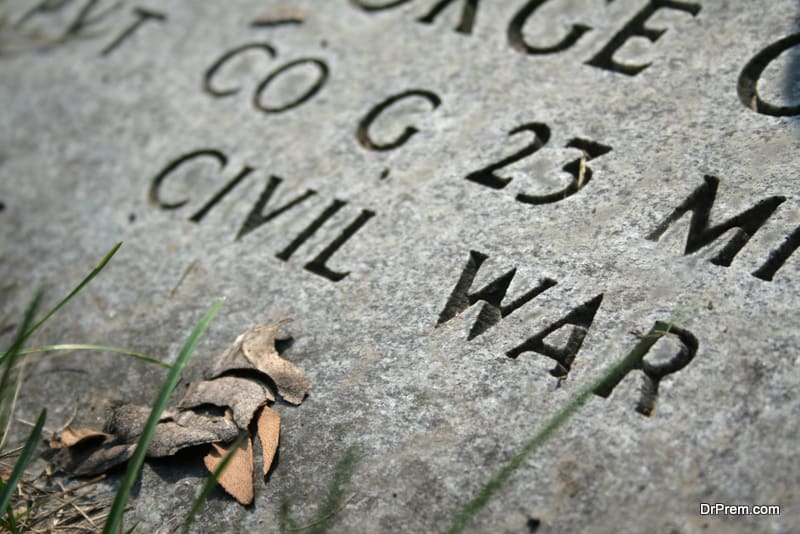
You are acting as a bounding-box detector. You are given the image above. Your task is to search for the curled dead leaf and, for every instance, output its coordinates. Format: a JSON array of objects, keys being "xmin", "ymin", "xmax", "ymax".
[
  {"xmin": 204, "ymin": 436, "xmax": 254, "ymax": 505},
  {"xmin": 107, "ymin": 404, "xmax": 240, "ymax": 456},
  {"xmin": 50, "ymin": 426, "xmax": 110, "ymax": 449},
  {"xmin": 51, "ymin": 441, "xmax": 135, "ymax": 477},
  {"xmin": 108, "ymin": 404, "xmax": 175, "ymax": 443},
  {"xmin": 148, "ymin": 411, "xmax": 239, "ymax": 457},
  {"xmin": 251, "ymin": 5, "xmax": 307, "ymax": 27},
  {"xmin": 47, "ymin": 319, "xmax": 308, "ymax": 507},
  {"xmin": 179, "ymin": 376, "xmax": 274, "ymax": 429},
  {"xmin": 209, "ymin": 322, "xmax": 310, "ymax": 405}
]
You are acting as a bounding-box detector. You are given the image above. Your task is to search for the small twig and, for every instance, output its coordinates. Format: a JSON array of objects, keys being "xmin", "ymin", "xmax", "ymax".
[
  {"xmin": 0, "ymin": 359, "xmax": 26, "ymax": 450},
  {"xmin": 170, "ymin": 260, "xmax": 198, "ymax": 297},
  {"xmin": 38, "ymin": 475, "xmax": 106, "ymax": 505},
  {"xmin": 66, "ymin": 499, "xmax": 96, "ymax": 528},
  {"xmin": 0, "ymin": 445, "xmax": 24, "ymax": 459},
  {"xmin": 56, "ymin": 405, "xmax": 79, "ymax": 433}
]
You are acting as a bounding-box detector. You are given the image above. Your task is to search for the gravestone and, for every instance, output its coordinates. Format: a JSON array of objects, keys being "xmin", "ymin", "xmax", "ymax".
[{"xmin": 0, "ymin": 0, "xmax": 798, "ymax": 532}]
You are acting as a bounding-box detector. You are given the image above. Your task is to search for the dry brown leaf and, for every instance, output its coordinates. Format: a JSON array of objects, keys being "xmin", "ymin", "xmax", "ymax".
[
  {"xmin": 104, "ymin": 404, "xmax": 239, "ymax": 457},
  {"xmin": 147, "ymin": 411, "xmax": 240, "ymax": 457},
  {"xmin": 51, "ymin": 442, "xmax": 135, "ymax": 477},
  {"xmin": 251, "ymin": 5, "xmax": 307, "ymax": 26},
  {"xmin": 179, "ymin": 376, "xmax": 274, "ymax": 429},
  {"xmin": 108, "ymin": 404, "xmax": 176, "ymax": 443},
  {"xmin": 50, "ymin": 426, "xmax": 110, "ymax": 449},
  {"xmin": 256, "ymin": 406, "xmax": 280, "ymax": 475},
  {"xmin": 48, "ymin": 320, "xmax": 307, "ymax": 507},
  {"xmin": 204, "ymin": 436, "xmax": 254, "ymax": 505},
  {"xmin": 209, "ymin": 323, "xmax": 310, "ymax": 405}
]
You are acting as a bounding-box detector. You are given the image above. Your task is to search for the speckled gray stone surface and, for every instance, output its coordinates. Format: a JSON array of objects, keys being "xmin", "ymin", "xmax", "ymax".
[{"xmin": 1, "ymin": 1, "xmax": 798, "ymax": 532}]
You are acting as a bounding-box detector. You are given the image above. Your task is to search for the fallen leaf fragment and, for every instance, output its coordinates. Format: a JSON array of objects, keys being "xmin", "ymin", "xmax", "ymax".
[
  {"xmin": 204, "ymin": 436, "xmax": 254, "ymax": 505},
  {"xmin": 51, "ymin": 442, "xmax": 135, "ymax": 477},
  {"xmin": 108, "ymin": 404, "xmax": 175, "ymax": 443},
  {"xmin": 251, "ymin": 5, "xmax": 307, "ymax": 27},
  {"xmin": 179, "ymin": 376, "xmax": 274, "ymax": 429},
  {"xmin": 147, "ymin": 411, "xmax": 239, "ymax": 457},
  {"xmin": 256, "ymin": 406, "xmax": 280, "ymax": 475},
  {"xmin": 209, "ymin": 323, "xmax": 310, "ymax": 405},
  {"xmin": 47, "ymin": 319, "xmax": 308, "ymax": 508},
  {"xmin": 50, "ymin": 426, "xmax": 110, "ymax": 449}
]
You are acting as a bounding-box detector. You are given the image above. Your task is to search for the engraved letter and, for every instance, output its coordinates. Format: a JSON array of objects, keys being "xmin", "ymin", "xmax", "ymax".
[
  {"xmin": 253, "ymin": 58, "xmax": 329, "ymax": 113},
  {"xmin": 418, "ymin": 0, "xmax": 479, "ymax": 35},
  {"xmin": 466, "ymin": 123, "xmax": 550, "ymax": 190},
  {"xmin": 276, "ymin": 201, "xmax": 376, "ymax": 282},
  {"xmin": 752, "ymin": 224, "xmax": 800, "ymax": 282},
  {"xmin": 356, "ymin": 89, "xmax": 442, "ymax": 151},
  {"xmin": 508, "ymin": 0, "xmax": 591, "ymax": 55},
  {"xmin": 437, "ymin": 250, "xmax": 557, "ymax": 339},
  {"xmin": 100, "ymin": 7, "xmax": 166, "ymax": 56},
  {"xmin": 149, "ymin": 149, "xmax": 228, "ymax": 210},
  {"xmin": 646, "ymin": 175, "xmax": 785, "ymax": 267},
  {"xmin": 237, "ymin": 176, "xmax": 316, "ymax": 240},
  {"xmin": 204, "ymin": 42, "xmax": 277, "ymax": 97},
  {"xmin": 586, "ymin": 0, "xmax": 701, "ymax": 76},
  {"xmin": 738, "ymin": 32, "xmax": 800, "ymax": 116},
  {"xmin": 506, "ymin": 294, "xmax": 603, "ymax": 379},
  {"xmin": 594, "ymin": 322, "xmax": 698, "ymax": 416}
]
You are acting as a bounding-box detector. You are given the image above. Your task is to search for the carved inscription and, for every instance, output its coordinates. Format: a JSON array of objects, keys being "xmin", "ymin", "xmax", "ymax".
[
  {"xmin": 436, "ymin": 250, "xmax": 699, "ymax": 415},
  {"xmin": 465, "ymin": 124, "xmax": 613, "ymax": 205},
  {"xmin": 646, "ymin": 175, "xmax": 797, "ymax": 281},
  {"xmin": 148, "ymin": 149, "xmax": 375, "ymax": 283},
  {"xmin": 352, "ymin": 0, "xmax": 703, "ymax": 75},
  {"xmin": 584, "ymin": 0, "xmax": 701, "ymax": 76},
  {"xmin": 13, "ymin": 0, "xmax": 792, "ymax": 421},
  {"xmin": 9, "ymin": 1, "xmax": 166, "ymax": 56},
  {"xmin": 204, "ymin": 42, "xmax": 329, "ymax": 114},
  {"xmin": 507, "ymin": 294, "xmax": 604, "ymax": 379}
]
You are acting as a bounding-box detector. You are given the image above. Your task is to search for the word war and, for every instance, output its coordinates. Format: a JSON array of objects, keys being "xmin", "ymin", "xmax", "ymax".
[{"xmin": 435, "ymin": 249, "xmax": 699, "ymax": 416}]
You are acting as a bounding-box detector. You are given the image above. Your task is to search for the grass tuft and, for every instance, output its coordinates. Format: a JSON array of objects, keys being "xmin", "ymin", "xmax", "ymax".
[{"xmin": 0, "ymin": 408, "xmax": 46, "ymax": 521}]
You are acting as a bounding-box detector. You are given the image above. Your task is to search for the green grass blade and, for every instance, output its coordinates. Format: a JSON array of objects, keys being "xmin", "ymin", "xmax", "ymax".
[
  {"xmin": 5, "ymin": 507, "xmax": 19, "ymax": 534},
  {"xmin": 103, "ymin": 299, "xmax": 223, "ymax": 534},
  {"xmin": 181, "ymin": 432, "xmax": 247, "ymax": 534},
  {"xmin": 305, "ymin": 447, "xmax": 358, "ymax": 534},
  {"xmin": 0, "ymin": 408, "xmax": 46, "ymax": 518},
  {"xmin": 283, "ymin": 447, "xmax": 358, "ymax": 534},
  {"xmin": 0, "ymin": 292, "xmax": 44, "ymax": 450},
  {"xmin": 6, "ymin": 344, "xmax": 170, "ymax": 369},
  {"xmin": 445, "ymin": 322, "xmax": 674, "ymax": 533},
  {"xmin": 0, "ymin": 363, "xmax": 24, "ymax": 452},
  {"xmin": 13, "ymin": 242, "xmax": 121, "ymax": 351}
]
